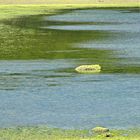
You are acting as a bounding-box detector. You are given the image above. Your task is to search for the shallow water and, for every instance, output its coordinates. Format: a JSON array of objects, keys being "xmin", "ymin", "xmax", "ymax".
[{"xmin": 0, "ymin": 8, "xmax": 140, "ymax": 129}]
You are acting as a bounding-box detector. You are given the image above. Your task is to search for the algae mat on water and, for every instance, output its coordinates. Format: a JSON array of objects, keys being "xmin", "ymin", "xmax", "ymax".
[{"xmin": 0, "ymin": 6, "xmax": 114, "ymax": 61}]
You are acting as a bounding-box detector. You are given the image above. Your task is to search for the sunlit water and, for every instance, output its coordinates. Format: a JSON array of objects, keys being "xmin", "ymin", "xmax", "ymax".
[{"xmin": 0, "ymin": 8, "xmax": 140, "ymax": 129}]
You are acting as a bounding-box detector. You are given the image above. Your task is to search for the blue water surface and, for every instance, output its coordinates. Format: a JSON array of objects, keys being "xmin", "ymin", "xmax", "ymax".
[{"xmin": 0, "ymin": 8, "xmax": 140, "ymax": 129}]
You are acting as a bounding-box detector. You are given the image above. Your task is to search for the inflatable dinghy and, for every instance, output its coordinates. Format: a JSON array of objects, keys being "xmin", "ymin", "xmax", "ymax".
[{"xmin": 75, "ymin": 64, "xmax": 101, "ymax": 73}]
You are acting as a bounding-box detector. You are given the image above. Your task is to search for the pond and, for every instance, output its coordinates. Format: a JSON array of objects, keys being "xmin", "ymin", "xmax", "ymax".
[{"xmin": 0, "ymin": 8, "xmax": 140, "ymax": 129}]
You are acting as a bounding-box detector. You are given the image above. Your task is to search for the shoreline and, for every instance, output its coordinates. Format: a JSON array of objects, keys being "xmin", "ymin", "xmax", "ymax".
[
  {"xmin": 0, "ymin": 126, "xmax": 139, "ymax": 140},
  {"xmin": 0, "ymin": 4, "xmax": 139, "ymax": 20},
  {"xmin": 0, "ymin": 0, "xmax": 139, "ymax": 6},
  {"xmin": 0, "ymin": 3, "xmax": 139, "ymax": 7}
]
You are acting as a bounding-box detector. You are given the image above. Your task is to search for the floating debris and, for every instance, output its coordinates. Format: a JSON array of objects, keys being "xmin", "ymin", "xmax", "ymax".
[{"xmin": 75, "ymin": 64, "xmax": 101, "ymax": 73}]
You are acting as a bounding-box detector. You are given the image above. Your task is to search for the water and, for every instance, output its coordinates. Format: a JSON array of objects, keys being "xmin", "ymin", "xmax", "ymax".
[{"xmin": 0, "ymin": 8, "xmax": 140, "ymax": 129}]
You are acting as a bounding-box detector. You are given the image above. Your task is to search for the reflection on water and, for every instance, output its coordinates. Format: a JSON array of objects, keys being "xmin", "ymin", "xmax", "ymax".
[{"xmin": 0, "ymin": 8, "xmax": 140, "ymax": 129}]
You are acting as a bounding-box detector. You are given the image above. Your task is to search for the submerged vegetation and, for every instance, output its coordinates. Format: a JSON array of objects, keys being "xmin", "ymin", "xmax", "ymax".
[{"xmin": 0, "ymin": 5, "xmax": 140, "ymax": 73}]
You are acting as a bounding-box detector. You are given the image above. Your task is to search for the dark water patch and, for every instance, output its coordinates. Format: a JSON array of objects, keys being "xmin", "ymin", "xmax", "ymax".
[
  {"xmin": 1, "ymin": 73, "xmax": 29, "ymax": 76},
  {"xmin": 40, "ymin": 74, "xmax": 73, "ymax": 78},
  {"xmin": 47, "ymin": 83, "xmax": 61, "ymax": 87},
  {"xmin": 119, "ymin": 8, "xmax": 140, "ymax": 13}
]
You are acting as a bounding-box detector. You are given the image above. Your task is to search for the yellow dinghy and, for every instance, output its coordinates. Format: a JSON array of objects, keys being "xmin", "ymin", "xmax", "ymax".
[{"xmin": 75, "ymin": 64, "xmax": 101, "ymax": 73}]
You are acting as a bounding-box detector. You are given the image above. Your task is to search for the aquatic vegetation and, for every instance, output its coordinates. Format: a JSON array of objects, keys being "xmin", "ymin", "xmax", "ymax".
[
  {"xmin": 0, "ymin": 6, "xmax": 139, "ymax": 74},
  {"xmin": 0, "ymin": 6, "xmax": 140, "ymax": 73}
]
